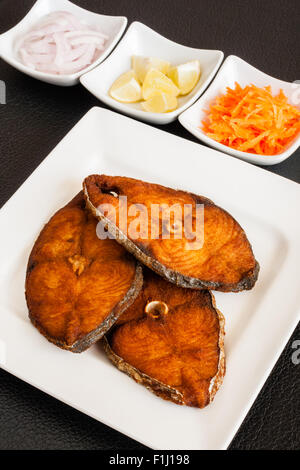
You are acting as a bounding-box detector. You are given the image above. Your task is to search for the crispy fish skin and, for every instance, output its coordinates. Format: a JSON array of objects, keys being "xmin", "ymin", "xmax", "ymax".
[
  {"xmin": 25, "ymin": 192, "xmax": 143, "ymax": 353},
  {"xmin": 104, "ymin": 269, "xmax": 225, "ymax": 408},
  {"xmin": 83, "ymin": 175, "xmax": 259, "ymax": 292}
]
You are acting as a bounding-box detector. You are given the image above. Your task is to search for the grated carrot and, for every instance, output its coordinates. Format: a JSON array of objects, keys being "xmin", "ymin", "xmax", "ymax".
[{"xmin": 201, "ymin": 83, "xmax": 300, "ymax": 155}]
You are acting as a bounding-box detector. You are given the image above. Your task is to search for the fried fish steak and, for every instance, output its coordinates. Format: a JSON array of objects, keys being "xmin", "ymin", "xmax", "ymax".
[
  {"xmin": 83, "ymin": 175, "xmax": 259, "ymax": 292},
  {"xmin": 103, "ymin": 269, "xmax": 225, "ymax": 408},
  {"xmin": 25, "ymin": 192, "xmax": 143, "ymax": 353}
]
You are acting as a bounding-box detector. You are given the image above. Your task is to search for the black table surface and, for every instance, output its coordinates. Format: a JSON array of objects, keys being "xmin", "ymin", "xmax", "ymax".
[{"xmin": 0, "ymin": 0, "xmax": 299, "ymax": 451}]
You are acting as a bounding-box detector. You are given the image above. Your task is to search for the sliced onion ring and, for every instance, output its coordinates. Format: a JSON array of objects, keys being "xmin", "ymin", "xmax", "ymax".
[{"xmin": 17, "ymin": 10, "xmax": 108, "ymax": 75}]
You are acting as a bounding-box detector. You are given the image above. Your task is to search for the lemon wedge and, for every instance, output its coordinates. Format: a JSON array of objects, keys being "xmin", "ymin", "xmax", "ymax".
[
  {"xmin": 168, "ymin": 60, "xmax": 201, "ymax": 95},
  {"xmin": 142, "ymin": 69, "xmax": 179, "ymax": 101},
  {"xmin": 109, "ymin": 70, "xmax": 142, "ymax": 103},
  {"xmin": 132, "ymin": 56, "xmax": 170, "ymax": 84},
  {"xmin": 141, "ymin": 93, "xmax": 178, "ymax": 113}
]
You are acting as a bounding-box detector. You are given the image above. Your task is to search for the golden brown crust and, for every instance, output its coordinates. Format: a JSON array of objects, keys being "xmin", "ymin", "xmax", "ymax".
[
  {"xmin": 25, "ymin": 192, "xmax": 143, "ymax": 353},
  {"xmin": 103, "ymin": 269, "xmax": 226, "ymax": 408},
  {"xmin": 207, "ymin": 295, "xmax": 226, "ymax": 403},
  {"xmin": 83, "ymin": 175, "xmax": 259, "ymax": 292},
  {"xmin": 103, "ymin": 336, "xmax": 184, "ymax": 404}
]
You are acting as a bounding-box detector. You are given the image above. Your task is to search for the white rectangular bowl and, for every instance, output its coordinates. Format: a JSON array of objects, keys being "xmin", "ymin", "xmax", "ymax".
[
  {"xmin": 179, "ymin": 55, "xmax": 300, "ymax": 165},
  {"xmin": 0, "ymin": 0, "xmax": 127, "ymax": 86},
  {"xmin": 0, "ymin": 107, "xmax": 299, "ymax": 449},
  {"xmin": 80, "ymin": 22, "xmax": 223, "ymax": 124}
]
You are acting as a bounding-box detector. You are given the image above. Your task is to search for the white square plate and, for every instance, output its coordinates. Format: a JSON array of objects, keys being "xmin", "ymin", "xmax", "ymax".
[
  {"xmin": 80, "ymin": 22, "xmax": 223, "ymax": 124},
  {"xmin": 179, "ymin": 55, "xmax": 300, "ymax": 165},
  {"xmin": 0, "ymin": 0, "xmax": 127, "ymax": 86},
  {"xmin": 0, "ymin": 107, "xmax": 299, "ymax": 450}
]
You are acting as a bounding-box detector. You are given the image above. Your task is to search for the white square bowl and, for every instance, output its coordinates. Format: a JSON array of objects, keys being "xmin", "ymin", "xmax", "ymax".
[
  {"xmin": 179, "ymin": 55, "xmax": 300, "ymax": 165},
  {"xmin": 0, "ymin": 0, "xmax": 127, "ymax": 86},
  {"xmin": 80, "ymin": 21, "xmax": 223, "ymax": 124}
]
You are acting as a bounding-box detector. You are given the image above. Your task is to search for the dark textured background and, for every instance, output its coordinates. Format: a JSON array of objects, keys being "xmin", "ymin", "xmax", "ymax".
[{"xmin": 0, "ymin": 0, "xmax": 299, "ymax": 450}]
